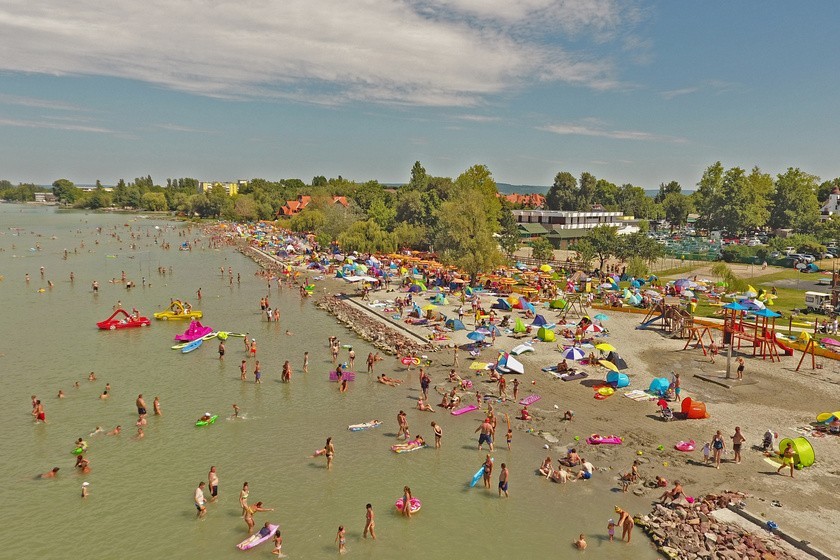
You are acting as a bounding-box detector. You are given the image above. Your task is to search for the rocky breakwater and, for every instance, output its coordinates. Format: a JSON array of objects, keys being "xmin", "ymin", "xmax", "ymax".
[
  {"xmin": 316, "ymin": 294, "xmax": 432, "ymax": 356},
  {"xmin": 636, "ymin": 491, "xmax": 797, "ymax": 560}
]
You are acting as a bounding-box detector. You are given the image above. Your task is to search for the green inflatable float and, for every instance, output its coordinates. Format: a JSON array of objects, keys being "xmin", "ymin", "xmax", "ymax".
[{"xmin": 778, "ymin": 437, "xmax": 815, "ymax": 470}]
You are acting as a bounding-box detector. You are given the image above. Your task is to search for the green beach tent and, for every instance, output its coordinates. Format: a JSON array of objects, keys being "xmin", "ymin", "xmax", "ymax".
[
  {"xmin": 537, "ymin": 326, "xmax": 555, "ymax": 342},
  {"xmin": 513, "ymin": 318, "xmax": 527, "ymax": 333}
]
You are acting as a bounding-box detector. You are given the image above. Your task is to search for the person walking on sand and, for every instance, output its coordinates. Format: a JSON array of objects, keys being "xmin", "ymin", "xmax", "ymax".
[
  {"xmin": 498, "ymin": 463, "xmax": 509, "ymax": 497},
  {"xmin": 453, "ymin": 345, "xmax": 459, "ymax": 367},
  {"xmin": 731, "ymin": 427, "xmax": 746, "ymax": 464},
  {"xmin": 304, "ymin": 351, "xmax": 310, "ymax": 373},
  {"xmin": 709, "ymin": 339, "xmax": 719, "ymax": 363},
  {"xmin": 363, "ymin": 503, "xmax": 376, "ymax": 539},
  {"xmin": 512, "ymin": 378, "xmax": 520, "ymax": 402},
  {"xmin": 777, "ymin": 442, "xmax": 796, "ymax": 477},
  {"xmin": 711, "ymin": 430, "xmax": 725, "ymax": 468},
  {"xmin": 736, "ymin": 357, "xmax": 745, "ymax": 380}
]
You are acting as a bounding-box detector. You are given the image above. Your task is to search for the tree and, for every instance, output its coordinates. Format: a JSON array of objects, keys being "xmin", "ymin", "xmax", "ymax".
[
  {"xmin": 454, "ymin": 164, "xmax": 501, "ymax": 224},
  {"xmin": 140, "ymin": 192, "xmax": 168, "ymax": 211},
  {"xmin": 498, "ymin": 200, "xmax": 520, "ymax": 256},
  {"xmin": 572, "ymin": 238, "xmax": 596, "ymax": 269},
  {"xmin": 52, "ymin": 179, "xmax": 80, "ymax": 205},
  {"xmin": 742, "ymin": 166, "xmax": 773, "ymax": 231},
  {"xmin": 583, "ymin": 225, "xmax": 619, "ymax": 270},
  {"xmin": 367, "ymin": 198, "xmax": 396, "ymax": 230},
  {"xmin": 407, "ymin": 161, "xmax": 429, "ymax": 191},
  {"xmin": 654, "ymin": 181, "xmax": 681, "ymax": 203},
  {"xmin": 617, "ymin": 184, "xmax": 658, "ymax": 219},
  {"xmin": 817, "ymin": 178, "xmax": 840, "ymax": 203},
  {"xmin": 435, "ymin": 191, "xmax": 503, "ymax": 283},
  {"xmin": 591, "ymin": 178, "xmax": 619, "ymax": 209},
  {"xmin": 625, "ymin": 256, "xmax": 649, "ymax": 278},
  {"xmin": 661, "ymin": 192, "xmax": 693, "ymax": 229},
  {"xmin": 289, "ymin": 208, "xmax": 326, "ymax": 233},
  {"xmin": 694, "ymin": 162, "xmax": 724, "ymax": 231},
  {"xmin": 530, "ymin": 237, "xmax": 554, "ymax": 262},
  {"xmin": 546, "ymin": 172, "xmax": 578, "ymax": 210},
  {"xmin": 337, "ymin": 220, "xmax": 396, "ymax": 254},
  {"xmin": 233, "ymin": 194, "xmax": 259, "ymax": 221},
  {"xmin": 578, "ymin": 172, "xmax": 597, "ymax": 209},
  {"xmin": 770, "ymin": 168, "xmax": 820, "ymax": 232},
  {"xmin": 393, "ymin": 222, "xmax": 428, "ymax": 250}
]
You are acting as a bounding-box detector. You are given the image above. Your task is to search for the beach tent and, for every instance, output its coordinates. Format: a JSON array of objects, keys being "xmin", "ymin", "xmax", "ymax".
[
  {"xmin": 513, "ymin": 318, "xmax": 527, "ymax": 334},
  {"xmin": 549, "ymin": 299, "xmax": 567, "ymax": 309},
  {"xmin": 537, "ymin": 326, "xmax": 555, "ymax": 342},
  {"xmin": 531, "ymin": 314, "xmax": 549, "ymax": 327},
  {"xmin": 513, "ymin": 297, "xmax": 530, "ymax": 310},
  {"xmin": 445, "ymin": 318, "xmax": 466, "ymax": 331},
  {"xmin": 523, "ymin": 301, "xmax": 536, "ymax": 314},
  {"xmin": 606, "ymin": 351, "xmax": 629, "ymax": 371},
  {"xmin": 778, "ymin": 437, "xmax": 815, "ymax": 469},
  {"xmin": 408, "ymin": 284, "xmax": 423, "ymax": 293},
  {"xmin": 649, "ymin": 377, "xmax": 670, "ymax": 395},
  {"xmin": 494, "ymin": 298, "xmax": 512, "ymax": 311},
  {"xmin": 431, "ymin": 294, "xmax": 449, "ymax": 305},
  {"xmin": 606, "ymin": 371, "xmax": 630, "ymax": 388},
  {"xmin": 681, "ymin": 397, "xmax": 709, "ymax": 419}
]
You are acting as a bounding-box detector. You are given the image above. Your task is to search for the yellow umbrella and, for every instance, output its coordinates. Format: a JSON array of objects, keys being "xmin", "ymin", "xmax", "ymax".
[
  {"xmin": 539, "ymin": 264, "xmax": 553, "ymax": 272},
  {"xmin": 595, "ymin": 343, "xmax": 616, "ymax": 352},
  {"xmin": 421, "ymin": 304, "xmax": 437, "ymax": 311},
  {"xmin": 598, "ymin": 359, "xmax": 619, "ymax": 372}
]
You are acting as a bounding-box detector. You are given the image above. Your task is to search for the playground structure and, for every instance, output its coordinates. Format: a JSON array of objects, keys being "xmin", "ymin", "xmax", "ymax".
[
  {"xmin": 638, "ymin": 299, "xmax": 694, "ymax": 338},
  {"xmin": 561, "ymin": 293, "xmax": 588, "ymax": 319}
]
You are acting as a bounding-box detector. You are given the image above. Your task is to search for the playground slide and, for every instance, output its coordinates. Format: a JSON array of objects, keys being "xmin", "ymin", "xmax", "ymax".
[
  {"xmin": 774, "ymin": 334, "xmax": 794, "ymax": 356},
  {"xmin": 636, "ymin": 313, "xmax": 665, "ymax": 330}
]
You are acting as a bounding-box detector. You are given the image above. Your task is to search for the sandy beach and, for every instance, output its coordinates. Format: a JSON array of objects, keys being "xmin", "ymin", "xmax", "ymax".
[{"xmin": 342, "ymin": 282, "xmax": 840, "ymax": 558}]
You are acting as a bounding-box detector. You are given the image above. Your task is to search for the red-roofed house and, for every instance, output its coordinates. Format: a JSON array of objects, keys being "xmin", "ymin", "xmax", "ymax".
[
  {"xmin": 498, "ymin": 193, "xmax": 546, "ymax": 208},
  {"xmin": 278, "ymin": 195, "xmax": 350, "ymax": 217}
]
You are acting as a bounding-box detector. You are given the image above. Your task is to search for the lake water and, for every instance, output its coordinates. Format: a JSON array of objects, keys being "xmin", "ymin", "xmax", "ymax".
[{"xmin": 0, "ymin": 204, "xmax": 659, "ymax": 559}]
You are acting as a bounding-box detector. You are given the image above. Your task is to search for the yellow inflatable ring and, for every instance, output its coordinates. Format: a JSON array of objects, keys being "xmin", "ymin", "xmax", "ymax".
[{"xmin": 597, "ymin": 387, "xmax": 615, "ymax": 396}]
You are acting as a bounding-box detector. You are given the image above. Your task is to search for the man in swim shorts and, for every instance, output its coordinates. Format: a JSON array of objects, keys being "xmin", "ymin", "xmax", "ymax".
[
  {"xmin": 195, "ymin": 481, "xmax": 207, "ymax": 518},
  {"xmin": 498, "ymin": 463, "xmax": 509, "ymax": 497},
  {"xmin": 136, "ymin": 394, "xmax": 147, "ymax": 418},
  {"xmin": 777, "ymin": 442, "xmax": 796, "ymax": 478},
  {"xmin": 576, "ymin": 458, "xmax": 593, "ymax": 480},
  {"xmin": 475, "ymin": 418, "xmax": 495, "ymax": 451}
]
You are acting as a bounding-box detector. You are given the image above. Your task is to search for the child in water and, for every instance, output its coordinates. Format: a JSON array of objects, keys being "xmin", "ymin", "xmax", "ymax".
[{"xmin": 335, "ymin": 525, "xmax": 346, "ymax": 554}]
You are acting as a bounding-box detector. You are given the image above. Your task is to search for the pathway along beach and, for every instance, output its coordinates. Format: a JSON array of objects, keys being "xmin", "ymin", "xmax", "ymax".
[{"xmin": 2, "ymin": 205, "xmax": 837, "ymax": 559}]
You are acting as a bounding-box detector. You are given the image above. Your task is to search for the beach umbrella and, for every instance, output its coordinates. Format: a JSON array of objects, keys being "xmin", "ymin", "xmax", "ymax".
[
  {"xmin": 467, "ymin": 331, "xmax": 486, "ymax": 342},
  {"xmin": 561, "ymin": 347, "xmax": 586, "ymax": 361},
  {"xmin": 593, "ymin": 313, "xmax": 608, "ymax": 321},
  {"xmin": 585, "ymin": 324, "xmax": 603, "ymax": 333},
  {"xmin": 539, "ymin": 264, "xmax": 553, "ymax": 272},
  {"xmin": 599, "ymin": 359, "xmax": 619, "ymax": 372},
  {"xmin": 595, "ymin": 343, "xmax": 616, "ymax": 352},
  {"xmin": 821, "ymin": 338, "xmax": 840, "ymax": 347},
  {"xmin": 421, "ymin": 304, "xmax": 437, "ymax": 311},
  {"xmin": 722, "ymin": 302, "xmax": 747, "ymax": 311}
]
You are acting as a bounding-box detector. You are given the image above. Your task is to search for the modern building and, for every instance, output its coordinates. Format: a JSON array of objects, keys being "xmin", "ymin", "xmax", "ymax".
[
  {"xmin": 198, "ymin": 180, "xmax": 247, "ymax": 196},
  {"xmin": 512, "ymin": 209, "xmax": 631, "ymax": 249}
]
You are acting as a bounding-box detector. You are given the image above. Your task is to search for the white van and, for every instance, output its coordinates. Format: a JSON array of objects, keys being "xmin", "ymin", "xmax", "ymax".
[{"xmin": 805, "ymin": 291, "xmax": 831, "ymax": 312}]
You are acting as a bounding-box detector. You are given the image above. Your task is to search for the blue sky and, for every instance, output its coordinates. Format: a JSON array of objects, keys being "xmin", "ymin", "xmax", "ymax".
[{"xmin": 1, "ymin": 1, "xmax": 838, "ymax": 189}]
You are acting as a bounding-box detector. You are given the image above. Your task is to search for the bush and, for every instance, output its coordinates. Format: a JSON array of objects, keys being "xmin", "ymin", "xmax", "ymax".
[{"xmin": 720, "ymin": 244, "xmax": 760, "ymax": 263}]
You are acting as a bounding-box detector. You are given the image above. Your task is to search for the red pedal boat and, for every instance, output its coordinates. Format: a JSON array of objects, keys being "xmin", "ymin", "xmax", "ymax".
[{"xmin": 97, "ymin": 309, "xmax": 151, "ymax": 330}]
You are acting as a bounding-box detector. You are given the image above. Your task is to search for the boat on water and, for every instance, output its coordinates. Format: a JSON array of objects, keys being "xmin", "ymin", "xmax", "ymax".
[
  {"xmin": 96, "ymin": 308, "xmax": 150, "ymax": 330},
  {"xmin": 153, "ymin": 299, "xmax": 202, "ymax": 320}
]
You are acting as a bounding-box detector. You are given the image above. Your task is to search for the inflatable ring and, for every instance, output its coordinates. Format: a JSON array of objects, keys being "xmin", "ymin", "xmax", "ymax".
[
  {"xmin": 400, "ymin": 357, "xmax": 413, "ymax": 366},
  {"xmin": 412, "ymin": 358, "xmax": 421, "ymax": 365},
  {"xmin": 597, "ymin": 387, "xmax": 614, "ymax": 396},
  {"xmin": 395, "ymin": 497, "xmax": 422, "ymax": 513},
  {"xmin": 675, "ymin": 440, "xmax": 696, "ymax": 452}
]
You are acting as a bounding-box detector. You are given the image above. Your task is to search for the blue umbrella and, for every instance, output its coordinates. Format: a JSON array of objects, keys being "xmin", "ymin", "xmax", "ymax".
[
  {"xmin": 561, "ymin": 347, "xmax": 586, "ymax": 360},
  {"xmin": 722, "ymin": 302, "xmax": 748, "ymax": 311},
  {"xmin": 467, "ymin": 331, "xmax": 486, "ymax": 342},
  {"xmin": 593, "ymin": 313, "xmax": 608, "ymax": 321}
]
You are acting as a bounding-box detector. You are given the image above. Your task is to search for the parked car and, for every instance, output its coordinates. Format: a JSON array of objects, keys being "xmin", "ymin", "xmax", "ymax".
[
  {"xmin": 801, "ymin": 254, "xmax": 816, "ymax": 263},
  {"xmin": 820, "ymin": 253, "xmax": 836, "ymax": 259},
  {"xmin": 769, "ymin": 251, "xmax": 781, "ymax": 259}
]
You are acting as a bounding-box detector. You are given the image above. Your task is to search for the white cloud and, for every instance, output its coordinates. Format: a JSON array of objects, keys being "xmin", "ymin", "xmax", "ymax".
[
  {"xmin": 660, "ymin": 87, "xmax": 699, "ymax": 100},
  {"xmin": 0, "ymin": 116, "xmax": 112, "ymax": 133},
  {"xmin": 152, "ymin": 123, "xmax": 217, "ymax": 134},
  {"xmin": 540, "ymin": 121, "xmax": 686, "ymax": 143},
  {"xmin": 0, "ymin": 93, "xmax": 87, "ymax": 111},
  {"xmin": 453, "ymin": 114, "xmax": 502, "ymax": 122},
  {"xmin": 0, "ymin": 0, "xmax": 637, "ymax": 107}
]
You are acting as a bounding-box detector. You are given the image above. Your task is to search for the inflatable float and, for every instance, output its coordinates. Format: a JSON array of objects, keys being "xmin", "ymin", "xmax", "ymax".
[
  {"xmin": 153, "ymin": 300, "xmax": 202, "ymax": 320},
  {"xmin": 71, "ymin": 447, "xmax": 85, "ymax": 455},
  {"xmin": 348, "ymin": 420, "xmax": 381, "ymax": 431},
  {"xmin": 816, "ymin": 411, "xmax": 840, "ymax": 423},
  {"xmin": 519, "ymin": 394, "xmax": 541, "ymax": 406},
  {"xmin": 391, "ymin": 440, "xmax": 426, "ymax": 453},
  {"xmin": 395, "ymin": 497, "xmax": 422, "ymax": 513},
  {"xmin": 195, "ymin": 415, "xmax": 218, "ymax": 427},
  {"xmin": 329, "ymin": 370, "xmax": 356, "ymax": 382},
  {"xmin": 675, "ymin": 440, "xmax": 696, "ymax": 452},
  {"xmin": 510, "ymin": 344, "xmax": 535, "ymax": 355},
  {"xmin": 96, "ymin": 309, "xmax": 150, "ymax": 330},
  {"xmin": 470, "ymin": 458, "xmax": 493, "ymax": 487},
  {"xmin": 586, "ymin": 434, "xmax": 622, "ymax": 445},
  {"xmin": 594, "ymin": 387, "xmax": 614, "ymax": 399},
  {"xmin": 175, "ymin": 320, "xmax": 214, "ymax": 342},
  {"xmin": 181, "ymin": 339, "xmax": 203, "ymax": 354},
  {"xmin": 451, "ymin": 404, "xmax": 479, "ymax": 416},
  {"xmin": 236, "ymin": 523, "xmax": 279, "ymax": 551}
]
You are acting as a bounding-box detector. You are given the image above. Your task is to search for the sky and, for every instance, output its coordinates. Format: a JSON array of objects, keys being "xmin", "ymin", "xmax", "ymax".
[{"xmin": 1, "ymin": 1, "xmax": 839, "ymax": 190}]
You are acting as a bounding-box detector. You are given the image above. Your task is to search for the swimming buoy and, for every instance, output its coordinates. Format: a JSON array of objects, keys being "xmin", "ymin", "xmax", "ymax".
[
  {"xmin": 597, "ymin": 387, "xmax": 614, "ymax": 396},
  {"xmin": 71, "ymin": 447, "xmax": 84, "ymax": 455},
  {"xmin": 395, "ymin": 497, "xmax": 422, "ymax": 513},
  {"xmin": 400, "ymin": 357, "xmax": 413, "ymax": 365},
  {"xmin": 675, "ymin": 440, "xmax": 696, "ymax": 452},
  {"xmin": 412, "ymin": 358, "xmax": 421, "ymax": 365}
]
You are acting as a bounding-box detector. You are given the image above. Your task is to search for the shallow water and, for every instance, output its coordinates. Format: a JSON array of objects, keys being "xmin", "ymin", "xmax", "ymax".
[{"xmin": 0, "ymin": 205, "xmax": 658, "ymax": 559}]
